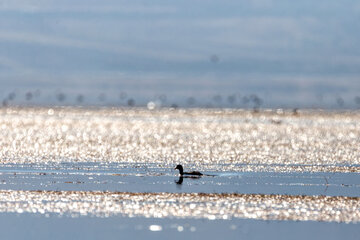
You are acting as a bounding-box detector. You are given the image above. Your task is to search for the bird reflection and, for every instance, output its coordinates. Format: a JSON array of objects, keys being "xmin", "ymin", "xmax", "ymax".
[
  {"xmin": 174, "ymin": 175, "xmax": 202, "ymax": 185},
  {"xmin": 175, "ymin": 176, "xmax": 183, "ymax": 184}
]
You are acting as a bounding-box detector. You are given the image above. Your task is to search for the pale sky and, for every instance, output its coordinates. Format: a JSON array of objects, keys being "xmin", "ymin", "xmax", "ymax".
[{"xmin": 1, "ymin": 0, "xmax": 360, "ymax": 108}]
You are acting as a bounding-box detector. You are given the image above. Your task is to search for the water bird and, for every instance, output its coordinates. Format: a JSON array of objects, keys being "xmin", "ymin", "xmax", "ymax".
[{"xmin": 174, "ymin": 164, "xmax": 203, "ymax": 176}]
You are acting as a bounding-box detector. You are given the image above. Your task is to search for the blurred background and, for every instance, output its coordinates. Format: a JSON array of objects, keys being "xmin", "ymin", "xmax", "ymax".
[{"xmin": 0, "ymin": 0, "xmax": 360, "ymax": 109}]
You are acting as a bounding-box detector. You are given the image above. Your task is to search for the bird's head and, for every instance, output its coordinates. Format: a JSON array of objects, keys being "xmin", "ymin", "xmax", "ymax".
[{"xmin": 174, "ymin": 164, "xmax": 184, "ymax": 174}]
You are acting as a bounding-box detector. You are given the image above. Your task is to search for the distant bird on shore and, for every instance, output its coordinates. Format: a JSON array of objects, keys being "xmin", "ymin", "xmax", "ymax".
[{"xmin": 174, "ymin": 164, "xmax": 203, "ymax": 176}]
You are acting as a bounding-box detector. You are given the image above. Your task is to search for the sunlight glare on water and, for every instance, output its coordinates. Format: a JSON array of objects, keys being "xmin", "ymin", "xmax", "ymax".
[
  {"xmin": 0, "ymin": 107, "xmax": 359, "ymax": 173},
  {"xmin": 0, "ymin": 190, "xmax": 359, "ymax": 223},
  {"xmin": 0, "ymin": 107, "xmax": 359, "ymax": 225}
]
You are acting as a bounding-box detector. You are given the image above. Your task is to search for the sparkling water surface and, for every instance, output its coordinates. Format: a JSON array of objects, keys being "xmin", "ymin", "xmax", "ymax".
[{"xmin": 0, "ymin": 107, "xmax": 359, "ymax": 239}]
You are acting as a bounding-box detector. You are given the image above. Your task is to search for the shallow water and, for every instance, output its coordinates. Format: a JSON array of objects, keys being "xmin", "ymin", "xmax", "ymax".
[{"xmin": 0, "ymin": 107, "xmax": 359, "ymax": 239}]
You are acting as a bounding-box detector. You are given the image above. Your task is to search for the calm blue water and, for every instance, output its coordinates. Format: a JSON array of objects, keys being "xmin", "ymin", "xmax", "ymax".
[
  {"xmin": 0, "ymin": 162, "xmax": 358, "ymax": 196},
  {"xmin": 0, "ymin": 213, "xmax": 359, "ymax": 240}
]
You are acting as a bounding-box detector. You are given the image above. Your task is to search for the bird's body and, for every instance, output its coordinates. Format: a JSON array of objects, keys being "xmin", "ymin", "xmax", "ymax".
[
  {"xmin": 183, "ymin": 171, "xmax": 203, "ymax": 176},
  {"xmin": 174, "ymin": 164, "xmax": 203, "ymax": 176}
]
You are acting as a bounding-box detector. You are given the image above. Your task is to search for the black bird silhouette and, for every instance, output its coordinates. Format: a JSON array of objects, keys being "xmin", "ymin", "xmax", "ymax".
[{"xmin": 174, "ymin": 164, "xmax": 203, "ymax": 176}]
